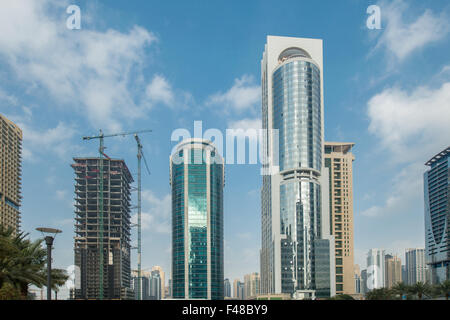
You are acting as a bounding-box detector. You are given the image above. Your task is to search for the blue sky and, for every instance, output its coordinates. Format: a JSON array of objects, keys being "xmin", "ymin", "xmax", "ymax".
[{"xmin": 1, "ymin": 0, "xmax": 449, "ymax": 298}]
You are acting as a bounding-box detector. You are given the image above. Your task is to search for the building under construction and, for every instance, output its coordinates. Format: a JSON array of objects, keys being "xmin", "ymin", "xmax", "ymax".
[{"xmin": 72, "ymin": 157, "xmax": 134, "ymax": 299}]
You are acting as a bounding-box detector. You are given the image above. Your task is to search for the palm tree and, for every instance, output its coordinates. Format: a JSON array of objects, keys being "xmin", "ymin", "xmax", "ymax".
[
  {"xmin": 0, "ymin": 225, "xmax": 68, "ymax": 299},
  {"xmin": 365, "ymin": 288, "xmax": 393, "ymax": 300},
  {"xmin": 436, "ymin": 280, "xmax": 450, "ymax": 300},
  {"xmin": 391, "ymin": 282, "xmax": 411, "ymax": 300},
  {"xmin": 409, "ymin": 282, "xmax": 432, "ymax": 300}
]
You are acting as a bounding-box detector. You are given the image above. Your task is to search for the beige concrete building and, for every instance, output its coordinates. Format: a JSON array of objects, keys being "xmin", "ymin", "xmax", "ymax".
[
  {"xmin": 244, "ymin": 272, "xmax": 260, "ymax": 299},
  {"xmin": 385, "ymin": 255, "xmax": 402, "ymax": 288},
  {"xmin": 324, "ymin": 142, "xmax": 355, "ymax": 294},
  {"xmin": 0, "ymin": 114, "xmax": 22, "ymax": 234}
]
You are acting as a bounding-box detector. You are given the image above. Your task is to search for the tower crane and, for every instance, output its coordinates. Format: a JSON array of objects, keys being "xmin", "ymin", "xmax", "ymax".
[{"xmin": 82, "ymin": 129, "xmax": 152, "ymax": 300}]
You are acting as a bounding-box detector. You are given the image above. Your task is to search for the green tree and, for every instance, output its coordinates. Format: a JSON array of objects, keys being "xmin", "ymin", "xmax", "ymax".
[
  {"xmin": 0, "ymin": 282, "xmax": 23, "ymax": 300},
  {"xmin": 391, "ymin": 282, "xmax": 411, "ymax": 300},
  {"xmin": 0, "ymin": 225, "xmax": 68, "ymax": 299},
  {"xmin": 365, "ymin": 288, "xmax": 393, "ymax": 300},
  {"xmin": 409, "ymin": 282, "xmax": 432, "ymax": 300},
  {"xmin": 436, "ymin": 280, "xmax": 450, "ymax": 300},
  {"xmin": 328, "ymin": 294, "xmax": 355, "ymax": 300}
]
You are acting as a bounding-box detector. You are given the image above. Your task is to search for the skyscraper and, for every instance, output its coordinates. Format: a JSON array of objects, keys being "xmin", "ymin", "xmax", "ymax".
[
  {"xmin": 244, "ymin": 272, "xmax": 260, "ymax": 299},
  {"xmin": 385, "ymin": 255, "xmax": 402, "ymax": 288},
  {"xmin": 224, "ymin": 278, "xmax": 231, "ymax": 298},
  {"xmin": 132, "ymin": 270, "xmax": 150, "ymax": 300},
  {"xmin": 405, "ymin": 248, "xmax": 427, "ymax": 285},
  {"xmin": 366, "ymin": 249, "xmax": 385, "ymax": 289},
  {"xmin": 233, "ymin": 279, "xmax": 244, "ymax": 300},
  {"xmin": 149, "ymin": 269, "xmax": 162, "ymax": 300},
  {"xmin": 0, "ymin": 114, "xmax": 22, "ymax": 234},
  {"xmin": 152, "ymin": 266, "xmax": 166, "ymax": 299},
  {"xmin": 170, "ymin": 138, "xmax": 224, "ymax": 300},
  {"xmin": 324, "ymin": 142, "xmax": 355, "ymax": 294},
  {"xmin": 260, "ymin": 35, "xmax": 334, "ymax": 298},
  {"xmin": 424, "ymin": 146, "xmax": 450, "ymax": 284},
  {"xmin": 72, "ymin": 157, "xmax": 133, "ymax": 299}
]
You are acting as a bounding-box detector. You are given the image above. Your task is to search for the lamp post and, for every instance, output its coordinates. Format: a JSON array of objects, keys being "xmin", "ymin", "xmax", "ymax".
[{"xmin": 36, "ymin": 227, "xmax": 62, "ymax": 300}]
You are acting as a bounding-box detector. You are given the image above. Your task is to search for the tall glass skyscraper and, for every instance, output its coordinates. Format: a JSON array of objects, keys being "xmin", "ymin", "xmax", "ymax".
[
  {"xmin": 424, "ymin": 146, "xmax": 450, "ymax": 284},
  {"xmin": 170, "ymin": 138, "xmax": 224, "ymax": 299},
  {"xmin": 260, "ymin": 35, "xmax": 334, "ymax": 298}
]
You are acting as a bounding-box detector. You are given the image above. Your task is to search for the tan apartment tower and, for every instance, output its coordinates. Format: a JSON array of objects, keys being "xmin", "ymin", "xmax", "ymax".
[
  {"xmin": 0, "ymin": 114, "xmax": 22, "ymax": 234},
  {"xmin": 324, "ymin": 142, "xmax": 355, "ymax": 294},
  {"xmin": 385, "ymin": 255, "xmax": 402, "ymax": 288}
]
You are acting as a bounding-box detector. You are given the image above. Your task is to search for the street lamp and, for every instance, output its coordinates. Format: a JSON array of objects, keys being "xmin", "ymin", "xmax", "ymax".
[{"xmin": 36, "ymin": 227, "xmax": 62, "ymax": 300}]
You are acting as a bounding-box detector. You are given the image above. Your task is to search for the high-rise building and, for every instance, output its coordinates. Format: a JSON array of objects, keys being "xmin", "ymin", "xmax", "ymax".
[
  {"xmin": 224, "ymin": 278, "xmax": 231, "ymax": 298},
  {"xmin": 233, "ymin": 279, "xmax": 244, "ymax": 300},
  {"xmin": 360, "ymin": 269, "xmax": 368, "ymax": 295},
  {"xmin": 72, "ymin": 157, "xmax": 134, "ymax": 300},
  {"xmin": 149, "ymin": 269, "xmax": 162, "ymax": 300},
  {"xmin": 405, "ymin": 248, "xmax": 427, "ymax": 285},
  {"xmin": 424, "ymin": 146, "xmax": 450, "ymax": 284},
  {"xmin": 324, "ymin": 142, "xmax": 355, "ymax": 294},
  {"xmin": 260, "ymin": 35, "xmax": 334, "ymax": 299},
  {"xmin": 170, "ymin": 138, "xmax": 224, "ymax": 300},
  {"xmin": 152, "ymin": 266, "xmax": 166, "ymax": 299},
  {"xmin": 385, "ymin": 255, "xmax": 402, "ymax": 288},
  {"xmin": 244, "ymin": 272, "xmax": 260, "ymax": 299},
  {"xmin": 354, "ymin": 264, "xmax": 361, "ymax": 294},
  {"xmin": 132, "ymin": 270, "xmax": 150, "ymax": 300},
  {"xmin": 366, "ymin": 249, "xmax": 386, "ymax": 289},
  {"xmin": 0, "ymin": 114, "xmax": 22, "ymax": 234}
]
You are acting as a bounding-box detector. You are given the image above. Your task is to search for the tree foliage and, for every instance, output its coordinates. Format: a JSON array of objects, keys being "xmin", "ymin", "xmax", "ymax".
[{"xmin": 0, "ymin": 225, "xmax": 68, "ymax": 300}]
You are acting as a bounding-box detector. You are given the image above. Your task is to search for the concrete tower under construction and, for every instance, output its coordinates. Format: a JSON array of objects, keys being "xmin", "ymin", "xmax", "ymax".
[{"xmin": 72, "ymin": 157, "xmax": 134, "ymax": 300}]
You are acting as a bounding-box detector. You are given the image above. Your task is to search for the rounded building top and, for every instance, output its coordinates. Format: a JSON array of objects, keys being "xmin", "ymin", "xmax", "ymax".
[{"xmin": 278, "ymin": 47, "xmax": 311, "ymax": 63}]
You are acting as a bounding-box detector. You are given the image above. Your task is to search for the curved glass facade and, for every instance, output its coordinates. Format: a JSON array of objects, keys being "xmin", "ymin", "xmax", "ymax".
[
  {"xmin": 273, "ymin": 59, "xmax": 322, "ymax": 172},
  {"xmin": 171, "ymin": 140, "xmax": 224, "ymax": 299},
  {"xmin": 273, "ymin": 58, "xmax": 324, "ymax": 293}
]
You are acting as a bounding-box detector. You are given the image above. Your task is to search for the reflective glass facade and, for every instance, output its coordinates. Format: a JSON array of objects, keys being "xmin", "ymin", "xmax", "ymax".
[
  {"xmin": 261, "ymin": 37, "xmax": 332, "ymax": 297},
  {"xmin": 424, "ymin": 147, "xmax": 450, "ymax": 284},
  {"xmin": 171, "ymin": 140, "xmax": 224, "ymax": 299},
  {"xmin": 273, "ymin": 60, "xmax": 322, "ymax": 172}
]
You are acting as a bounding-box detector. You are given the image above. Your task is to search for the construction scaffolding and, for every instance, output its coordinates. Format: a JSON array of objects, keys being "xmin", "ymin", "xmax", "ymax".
[{"xmin": 72, "ymin": 157, "xmax": 134, "ymax": 300}]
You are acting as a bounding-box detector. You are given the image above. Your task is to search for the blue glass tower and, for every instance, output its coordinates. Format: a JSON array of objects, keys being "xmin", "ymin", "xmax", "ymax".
[
  {"xmin": 170, "ymin": 139, "xmax": 224, "ymax": 299},
  {"xmin": 424, "ymin": 146, "xmax": 450, "ymax": 284}
]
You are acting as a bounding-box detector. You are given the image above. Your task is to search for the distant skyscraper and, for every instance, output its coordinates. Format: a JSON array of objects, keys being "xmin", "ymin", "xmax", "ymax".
[
  {"xmin": 385, "ymin": 255, "xmax": 402, "ymax": 288},
  {"xmin": 405, "ymin": 248, "xmax": 427, "ymax": 285},
  {"xmin": 260, "ymin": 35, "xmax": 334, "ymax": 299},
  {"xmin": 149, "ymin": 270, "xmax": 162, "ymax": 300},
  {"xmin": 152, "ymin": 266, "xmax": 165, "ymax": 299},
  {"xmin": 360, "ymin": 269, "xmax": 368, "ymax": 295},
  {"xmin": 224, "ymin": 278, "xmax": 231, "ymax": 298},
  {"xmin": 132, "ymin": 270, "xmax": 150, "ymax": 300},
  {"xmin": 366, "ymin": 249, "xmax": 386, "ymax": 289},
  {"xmin": 244, "ymin": 272, "xmax": 260, "ymax": 299},
  {"xmin": 170, "ymin": 138, "xmax": 224, "ymax": 299},
  {"xmin": 424, "ymin": 146, "xmax": 450, "ymax": 284},
  {"xmin": 233, "ymin": 279, "xmax": 244, "ymax": 300},
  {"xmin": 0, "ymin": 114, "xmax": 22, "ymax": 234},
  {"xmin": 324, "ymin": 142, "xmax": 355, "ymax": 294},
  {"xmin": 354, "ymin": 264, "xmax": 361, "ymax": 294},
  {"xmin": 72, "ymin": 157, "xmax": 133, "ymax": 299}
]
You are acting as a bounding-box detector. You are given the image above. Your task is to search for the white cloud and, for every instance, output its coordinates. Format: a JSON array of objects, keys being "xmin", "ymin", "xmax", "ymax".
[
  {"xmin": 207, "ymin": 75, "xmax": 260, "ymax": 113},
  {"xmin": 131, "ymin": 190, "xmax": 171, "ymax": 234},
  {"xmin": 0, "ymin": 0, "xmax": 157, "ymax": 131},
  {"xmin": 364, "ymin": 69, "xmax": 450, "ymax": 218},
  {"xmin": 375, "ymin": 0, "xmax": 449, "ymax": 61},
  {"xmin": 360, "ymin": 162, "xmax": 423, "ymax": 218},
  {"xmin": 145, "ymin": 74, "xmax": 175, "ymax": 107},
  {"xmin": 17, "ymin": 121, "xmax": 78, "ymax": 161},
  {"xmin": 56, "ymin": 189, "xmax": 67, "ymax": 200},
  {"xmin": 367, "ymin": 82, "xmax": 450, "ymax": 164}
]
